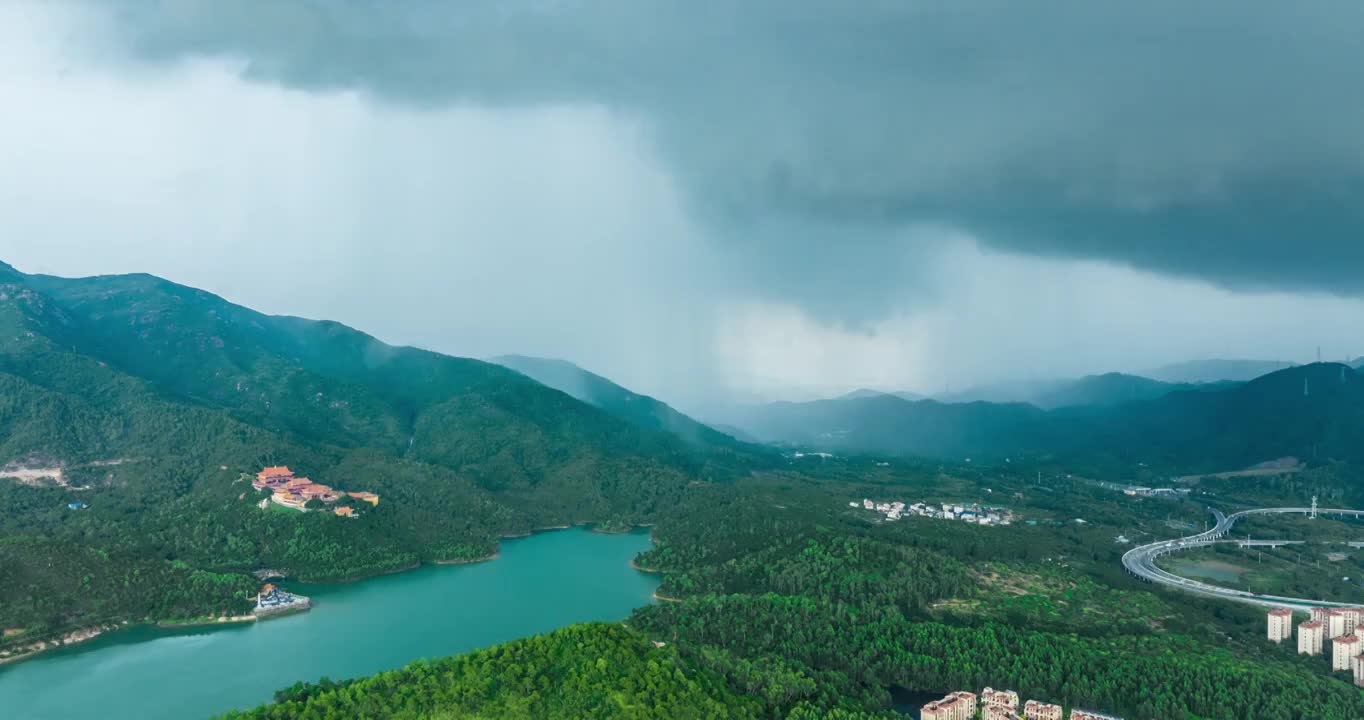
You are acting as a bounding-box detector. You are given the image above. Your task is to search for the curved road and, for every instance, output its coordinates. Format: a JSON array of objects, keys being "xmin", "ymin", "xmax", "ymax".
[{"xmin": 1122, "ymin": 506, "xmax": 1364, "ymax": 609}]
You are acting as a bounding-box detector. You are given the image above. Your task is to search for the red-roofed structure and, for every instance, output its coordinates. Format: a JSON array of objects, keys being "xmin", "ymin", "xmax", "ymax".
[{"xmin": 253, "ymin": 466, "xmax": 295, "ymax": 490}]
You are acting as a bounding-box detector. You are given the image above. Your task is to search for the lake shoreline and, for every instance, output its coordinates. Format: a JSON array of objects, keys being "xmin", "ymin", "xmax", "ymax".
[
  {"xmin": 157, "ymin": 614, "xmax": 258, "ymax": 629},
  {"xmin": 435, "ymin": 552, "xmax": 499, "ymax": 566},
  {"xmin": 0, "ymin": 623, "xmax": 123, "ymax": 666},
  {"xmin": 0, "ymin": 527, "xmax": 662, "ymax": 720},
  {"xmin": 0, "ymin": 524, "xmax": 661, "ymax": 670},
  {"xmin": 3, "ymin": 607, "xmax": 311, "ymax": 667},
  {"xmin": 629, "ymin": 558, "xmax": 663, "ymax": 574}
]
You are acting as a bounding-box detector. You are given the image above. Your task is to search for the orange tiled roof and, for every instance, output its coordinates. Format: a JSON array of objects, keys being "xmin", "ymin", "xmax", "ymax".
[
  {"xmin": 334, "ymin": 506, "xmax": 354, "ymax": 516},
  {"xmin": 259, "ymin": 466, "xmax": 292, "ymax": 476}
]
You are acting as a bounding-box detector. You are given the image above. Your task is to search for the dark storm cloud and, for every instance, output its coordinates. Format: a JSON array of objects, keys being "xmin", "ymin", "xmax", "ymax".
[{"xmin": 86, "ymin": 0, "xmax": 1364, "ymax": 302}]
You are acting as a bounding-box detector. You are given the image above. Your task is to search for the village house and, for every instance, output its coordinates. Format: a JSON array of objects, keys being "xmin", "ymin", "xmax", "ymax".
[
  {"xmin": 254, "ymin": 466, "xmax": 379, "ymax": 512},
  {"xmin": 254, "ymin": 583, "xmax": 311, "ymax": 616},
  {"xmin": 347, "ymin": 491, "xmax": 380, "ymax": 506}
]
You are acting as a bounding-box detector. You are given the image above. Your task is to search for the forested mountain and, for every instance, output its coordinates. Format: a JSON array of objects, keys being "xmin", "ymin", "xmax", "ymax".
[
  {"xmin": 725, "ymin": 364, "xmax": 1364, "ymax": 470},
  {"xmin": 492, "ymin": 354, "xmax": 745, "ymax": 451},
  {"xmin": 1148, "ymin": 358, "xmax": 1296, "ymax": 384},
  {"xmin": 7, "ymin": 266, "xmax": 731, "ymax": 483},
  {"xmin": 936, "ymin": 372, "xmax": 1197, "ymax": 409},
  {"xmin": 0, "ymin": 263, "xmax": 725, "ymax": 642}
]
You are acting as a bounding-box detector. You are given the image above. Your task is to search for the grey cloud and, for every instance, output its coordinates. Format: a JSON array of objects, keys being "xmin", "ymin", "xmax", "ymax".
[
  {"xmin": 82, "ymin": 0, "xmax": 1364, "ymax": 306},
  {"xmin": 69, "ymin": 2, "xmax": 1364, "ymax": 312},
  {"xmin": 8, "ymin": 0, "xmax": 1364, "ymax": 411}
]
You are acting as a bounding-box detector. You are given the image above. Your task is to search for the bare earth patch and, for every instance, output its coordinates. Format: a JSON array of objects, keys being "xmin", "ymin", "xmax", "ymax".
[
  {"xmin": 1, "ymin": 458, "xmax": 138, "ymax": 489},
  {"xmin": 1175, "ymin": 458, "xmax": 1303, "ymax": 484},
  {"xmin": 0, "ymin": 465, "xmax": 64, "ymax": 486}
]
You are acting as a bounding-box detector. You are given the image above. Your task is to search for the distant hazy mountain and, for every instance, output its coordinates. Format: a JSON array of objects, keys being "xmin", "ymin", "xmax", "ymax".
[
  {"xmin": 492, "ymin": 355, "xmax": 744, "ymax": 450},
  {"xmin": 838, "ymin": 388, "xmax": 925, "ymax": 402},
  {"xmin": 724, "ymin": 364, "xmax": 1364, "ymax": 470},
  {"xmin": 1148, "ymin": 358, "xmax": 1295, "ymax": 384},
  {"xmin": 707, "ymin": 423, "xmax": 763, "ymax": 445},
  {"xmin": 726, "ymin": 394, "xmax": 1048, "ymax": 459},
  {"xmin": 936, "ymin": 372, "xmax": 1190, "ymax": 409}
]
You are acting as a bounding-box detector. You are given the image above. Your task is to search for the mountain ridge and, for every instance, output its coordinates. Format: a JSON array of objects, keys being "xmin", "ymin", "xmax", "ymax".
[
  {"xmin": 724, "ymin": 363, "xmax": 1364, "ymax": 470},
  {"xmin": 1147, "ymin": 358, "xmax": 1297, "ymax": 384},
  {"xmin": 491, "ymin": 354, "xmax": 745, "ymax": 452}
]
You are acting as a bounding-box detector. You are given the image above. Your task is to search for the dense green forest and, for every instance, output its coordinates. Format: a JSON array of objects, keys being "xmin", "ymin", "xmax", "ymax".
[
  {"xmin": 219, "ymin": 623, "xmax": 763, "ymax": 720},
  {"xmin": 230, "ymin": 472, "xmax": 1364, "ymax": 719}
]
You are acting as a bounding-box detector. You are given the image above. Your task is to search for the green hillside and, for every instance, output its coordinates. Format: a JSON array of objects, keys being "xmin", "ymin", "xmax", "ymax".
[
  {"xmin": 0, "ymin": 265, "xmax": 719, "ymax": 643},
  {"xmin": 219, "ymin": 623, "xmax": 762, "ymax": 720}
]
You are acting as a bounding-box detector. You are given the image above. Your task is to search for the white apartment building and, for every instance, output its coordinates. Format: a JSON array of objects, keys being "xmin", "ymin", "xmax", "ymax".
[
  {"xmin": 983, "ymin": 706, "xmax": 1014, "ymax": 720},
  {"xmin": 1071, "ymin": 710, "xmax": 1123, "ymax": 720},
  {"xmin": 1298, "ymin": 621, "xmax": 1325, "ymax": 655},
  {"xmin": 1024, "ymin": 700, "xmax": 1063, "ymax": 720},
  {"xmin": 1267, "ymin": 608, "xmax": 1293, "ymax": 643},
  {"xmin": 982, "ymin": 687, "xmax": 1020, "ymax": 711},
  {"xmin": 1327, "ymin": 609, "xmax": 1350, "ymax": 638},
  {"xmin": 1333, "ymin": 635, "xmax": 1361, "ymax": 672},
  {"xmin": 922, "ymin": 692, "xmax": 977, "ymax": 720}
]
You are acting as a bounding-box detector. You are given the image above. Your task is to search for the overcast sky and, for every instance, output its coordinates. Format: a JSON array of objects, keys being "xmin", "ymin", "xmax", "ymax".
[{"xmin": 3, "ymin": 1, "xmax": 1363, "ymax": 413}]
